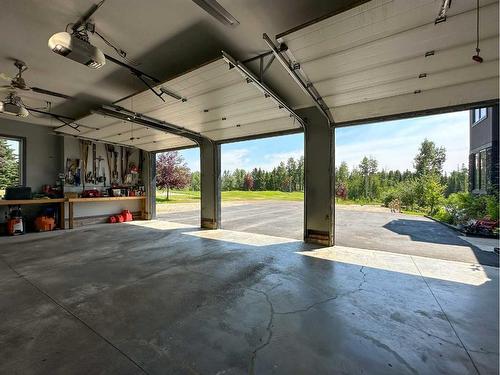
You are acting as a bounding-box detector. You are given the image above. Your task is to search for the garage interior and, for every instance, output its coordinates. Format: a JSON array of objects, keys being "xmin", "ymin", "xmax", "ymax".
[{"xmin": 0, "ymin": 0, "xmax": 499, "ymax": 374}]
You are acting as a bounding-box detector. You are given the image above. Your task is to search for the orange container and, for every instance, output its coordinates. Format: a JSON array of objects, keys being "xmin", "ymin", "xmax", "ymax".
[{"xmin": 35, "ymin": 216, "xmax": 55, "ymax": 232}]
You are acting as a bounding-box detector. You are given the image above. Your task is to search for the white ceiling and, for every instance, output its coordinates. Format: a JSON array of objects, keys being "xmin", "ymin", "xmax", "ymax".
[
  {"xmin": 277, "ymin": 0, "xmax": 499, "ymax": 124},
  {"xmin": 56, "ymin": 58, "xmax": 301, "ymax": 150}
]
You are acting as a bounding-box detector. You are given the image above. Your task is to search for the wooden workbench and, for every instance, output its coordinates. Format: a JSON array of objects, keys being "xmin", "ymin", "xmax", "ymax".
[
  {"xmin": 0, "ymin": 198, "xmax": 66, "ymax": 229},
  {"xmin": 67, "ymin": 196, "xmax": 146, "ymax": 229}
]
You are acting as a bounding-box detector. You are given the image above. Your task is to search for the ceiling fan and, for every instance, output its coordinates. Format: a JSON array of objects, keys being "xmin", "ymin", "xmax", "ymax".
[{"xmin": 0, "ymin": 59, "xmax": 72, "ymax": 100}]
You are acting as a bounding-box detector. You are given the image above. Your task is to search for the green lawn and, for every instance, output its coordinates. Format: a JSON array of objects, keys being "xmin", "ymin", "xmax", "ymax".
[
  {"xmin": 156, "ymin": 190, "xmax": 304, "ymax": 203},
  {"xmin": 156, "ymin": 190, "xmax": 393, "ymax": 206}
]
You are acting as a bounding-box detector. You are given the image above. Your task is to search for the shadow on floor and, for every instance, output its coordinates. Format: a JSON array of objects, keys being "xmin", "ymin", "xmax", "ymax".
[{"xmin": 383, "ymin": 218, "xmax": 499, "ymax": 267}]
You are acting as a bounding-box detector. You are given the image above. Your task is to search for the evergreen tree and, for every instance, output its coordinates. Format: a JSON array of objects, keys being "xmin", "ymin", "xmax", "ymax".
[{"xmin": 0, "ymin": 139, "xmax": 20, "ymax": 189}]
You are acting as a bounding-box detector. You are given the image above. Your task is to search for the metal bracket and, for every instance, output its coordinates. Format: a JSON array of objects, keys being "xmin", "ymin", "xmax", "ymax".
[
  {"xmin": 96, "ymin": 105, "xmax": 205, "ymax": 144},
  {"xmin": 263, "ymin": 33, "xmax": 334, "ymax": 125},
  {"xmin": 222, "ymin": 50, "xmax": 305, "ymax": 128}
]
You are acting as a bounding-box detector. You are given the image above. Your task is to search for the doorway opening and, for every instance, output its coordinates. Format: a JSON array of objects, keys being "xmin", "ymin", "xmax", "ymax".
[
  {"xmin": 220, "ymin": 133, "xmax": 304, "ymax": 239},
  {"xmin": 155, "ymin": 147, "xmax": 201, "ymax": 225},
  {"xmin": 334, "ymin": 109, "xmax": 498, "ymax": 267}
]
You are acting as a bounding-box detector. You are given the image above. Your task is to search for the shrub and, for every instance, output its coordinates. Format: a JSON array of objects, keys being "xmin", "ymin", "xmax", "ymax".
[
  {"xmin": 442, "ymin": 192, "xmax": 498, "ymax": 225},
  {"xmin": 486, "ymin": 195, "xmax": 499, "ymax": 220},
  {"xmin": 433, "ymin": 206, "xmax": 453, "ymax": 224},
  {"xmin": 382, "ymin": 188, "xmax": 399, "ymax": 207}
]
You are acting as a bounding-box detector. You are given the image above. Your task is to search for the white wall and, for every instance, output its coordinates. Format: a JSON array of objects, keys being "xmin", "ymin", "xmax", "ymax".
[{"xmin": 0, "ymin": 118, "xmax": 63, "ymax": 191}]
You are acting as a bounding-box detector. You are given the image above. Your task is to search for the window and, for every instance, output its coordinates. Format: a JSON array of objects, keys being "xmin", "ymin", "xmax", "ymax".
[
  {"xmin": 472, "ymin": 148, "xmax": 491, "ymax": 191},
  {"xmin": 474, "ymin": 153, "xmax": 480, "ymax": 189},
  {"xmin": 0, "ymin": 136, "xmax": 23, "ymax": 190},
  {"xmin": 480, "ymin": 150, "xmax": 487, "ymax": 190},
  {"xmin": 472, "ymin": 107, "xmax": 487, "ymax": 124}
]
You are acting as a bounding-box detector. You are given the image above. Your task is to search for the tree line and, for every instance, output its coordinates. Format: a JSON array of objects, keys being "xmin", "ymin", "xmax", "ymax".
[
  {"xmin": 219, "ymin": 156, "xmax": 305, "ymax": 192},
  {"xmin": 335, "ymin": 139, "xmax": 469, "ymax": 214},
  {"xmin": 156, "ymin": 139, "xmax": 468, "ymax": 214}
]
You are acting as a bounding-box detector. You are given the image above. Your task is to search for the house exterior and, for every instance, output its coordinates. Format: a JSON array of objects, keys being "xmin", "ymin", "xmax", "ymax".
[{"xmin": 469, "ymin": 105, "xmax": 499, "ymax": 194}]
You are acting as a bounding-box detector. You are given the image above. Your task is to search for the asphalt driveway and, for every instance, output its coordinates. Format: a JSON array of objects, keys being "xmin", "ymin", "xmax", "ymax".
[{"xmin": 157, "ymin": 200, "xmax": 499, "ymax": 267}]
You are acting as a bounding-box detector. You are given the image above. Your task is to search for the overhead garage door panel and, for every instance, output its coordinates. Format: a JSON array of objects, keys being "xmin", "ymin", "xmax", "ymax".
[
  {"xmin": 114, "ymin": 58, "xmax": 301, "ymax": 145},
  {"xmin": 278, "ymin": 0, "xmax": 499, "ymax": 124},
  {"xmin": 57, "ymin": 112, "xmax": 195, "ymax": 151},
  {"xmin": 332, "ymin": 77, "xmax": 499, "ymax": 123},
  {"xmin": 203, "ymin": 116, "xmax": 300, "ymax": 141}
]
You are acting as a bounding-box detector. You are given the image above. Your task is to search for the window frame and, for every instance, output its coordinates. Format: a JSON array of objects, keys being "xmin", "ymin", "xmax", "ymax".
[
  {"xmin": 0, "ymin": 134, "xmax": 26, "ymax": 187},
  {"xmin": 479, "ymin": 149, "xmax": 487, "ymax": 190},
  {"xmin": 473, "ymin": 152, "xmax": 480, "ymax": 190},
  {"xmin": 472, "ymin": 107, "xmax": 488, "ymax": 125}
]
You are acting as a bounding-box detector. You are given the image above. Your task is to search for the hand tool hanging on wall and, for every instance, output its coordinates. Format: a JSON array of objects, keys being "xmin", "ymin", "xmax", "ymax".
[
  {"xmin": 120, "ymin": 146, "xmax": 125, "ymax": 182},
  {"xmin": 92, "ymin": 143, "xmax": 97, "ymax": 184},
  {"xmin": 105, "ymin": 144, "xmax": 114, "ymax": 185},
  {"xmin": 96, "ymin": 156, "xmax": 105, "ymax": 184},
  {"xmin": 113, "ymin": 150, "xmax": 119, "ymax": 184},
  {"xmin": 80, "ymin": 140, "xmax": 91, "ymax": 188},
  {"xmin": 124, "ymin": 148, "xmax": 132, "ymax": 184},
  {"xmin": 138, "ymin": 149, "xmax": 143, "ymax": 184}
]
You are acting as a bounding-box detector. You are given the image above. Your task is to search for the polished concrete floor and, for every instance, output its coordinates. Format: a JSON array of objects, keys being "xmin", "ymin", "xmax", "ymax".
[
  {"xmin": 157, "ymin": 201, "xmax": 499, "ymax": 266},
  {"xmin": 0, "ymin": 220, "xmax": 498, "ymax": 374}
]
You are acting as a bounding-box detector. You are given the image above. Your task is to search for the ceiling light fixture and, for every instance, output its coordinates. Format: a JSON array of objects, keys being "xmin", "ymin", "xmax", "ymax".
[
  {"xmin": 160, "ymin": 87, "xmax": 186, "ymax": 102},
  {"xmin": 192, "ymin": 0, "xmax": 239, "ymax": 27},
  {"xmin": 0, "ymin": 93, "xmax": 29, "ymax": 117}
]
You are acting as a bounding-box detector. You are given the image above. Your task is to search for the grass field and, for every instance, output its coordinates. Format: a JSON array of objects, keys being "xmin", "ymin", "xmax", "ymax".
[
  {"xmin": 156, "ymin": 190, "xmax": 304, "ymax": 203},
  {"xmin": 156, "ymin": 190, "xmax": 397, "ymax": 206}
]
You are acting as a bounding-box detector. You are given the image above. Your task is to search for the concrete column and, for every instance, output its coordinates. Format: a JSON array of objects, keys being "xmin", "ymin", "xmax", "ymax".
[
  {"xmin": 200, "ymin": 139, "xmax": 221, "ymax": 229},
  {"xmin": 299, "ymin": 107, "xmax": 335, "ymax": 246}
]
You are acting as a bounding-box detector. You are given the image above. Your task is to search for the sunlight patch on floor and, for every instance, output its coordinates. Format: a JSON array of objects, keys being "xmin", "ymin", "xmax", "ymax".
[
  {"xmin": 183, "ymin": 229, "xmax": 301, "ymax": 246},
  {"xmin": 297, "ymin": 245, "xmax": 492, "ymax": 286}
]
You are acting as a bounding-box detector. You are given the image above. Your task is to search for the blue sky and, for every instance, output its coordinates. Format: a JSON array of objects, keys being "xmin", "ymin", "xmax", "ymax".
[{"xmin": 179, "ymin": 111, "xmax": 470, "ymax": 174}]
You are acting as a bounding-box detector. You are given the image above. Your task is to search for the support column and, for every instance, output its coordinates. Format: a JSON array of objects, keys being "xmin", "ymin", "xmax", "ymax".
[
  {"xmin": 200, "ymin": 139, "xmax": 221, "ymax": 229},
  {"xmin": 144, "ymin": 151, "xmax": 156, "ymax": 220},
  {"xmin": 299, "ymin": 107, "xmax": 335, "ymax": 246}
]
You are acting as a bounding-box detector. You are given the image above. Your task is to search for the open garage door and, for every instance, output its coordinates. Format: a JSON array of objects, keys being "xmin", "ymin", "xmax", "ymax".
[
  {"xmin": 272, "ymin": 0, "xmax": 499, "ymax": 124},
  {"xmin": 56, "ymin": 57, "xmax": 303, "ymax": 151},
  {"xmin": 220, "ymin": 133, "xmax": 305, "ymax": 240},
  {"xmin": 333, "ymin": 109, "xmax": 499, "ymax": 267}
]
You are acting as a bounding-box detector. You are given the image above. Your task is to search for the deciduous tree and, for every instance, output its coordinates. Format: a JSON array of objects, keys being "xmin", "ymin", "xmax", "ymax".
[{"xmin": 156, "ymin": 152, "xmax": 191, "ymax": 199}]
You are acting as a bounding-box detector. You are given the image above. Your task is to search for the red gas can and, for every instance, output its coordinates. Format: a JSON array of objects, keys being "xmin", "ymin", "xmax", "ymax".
[{"xmin": 121, "ymin": 210, "xmax": 133, "ymax": 222}]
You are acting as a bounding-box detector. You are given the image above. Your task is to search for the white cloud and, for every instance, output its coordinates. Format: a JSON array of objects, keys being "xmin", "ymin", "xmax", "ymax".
[
  {"xmin": 259, "ymin": 149, "xmax": 303, "ymax": 171},
  {"xmin": 336, "ymin": 112, "xmax": 469, "ymax": 173},
  {"xmin": 221, "ymin": 148, "xmax": 304, "ymax": 172},
  {"xmin": 221, "ymin": 148, "xmax": 251, "ymax": 171}
]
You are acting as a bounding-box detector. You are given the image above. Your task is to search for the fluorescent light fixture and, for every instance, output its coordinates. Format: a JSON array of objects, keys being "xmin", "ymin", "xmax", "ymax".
[
  {"xmin": 160, "ymin": 87, "xmax": 185, "ymax": 101},
  {"xmin": 192, "ymin": 0, "xmax": 239, "ymax": 27},
  {"xmin": 435, "ymin": 0, "xmax": 451, "ymax": 24}
]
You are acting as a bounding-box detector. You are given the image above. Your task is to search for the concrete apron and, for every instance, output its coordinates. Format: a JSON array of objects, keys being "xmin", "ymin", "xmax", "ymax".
[{"xmin": 0, "ymin": 220, "xmax": 498, "ymax": 374}]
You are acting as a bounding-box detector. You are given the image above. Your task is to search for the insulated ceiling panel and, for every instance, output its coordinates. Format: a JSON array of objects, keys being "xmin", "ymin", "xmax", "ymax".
[
  {"xmin": 277, "ymin": 0, "xmax": 500, "ymax": 124},
  {"xmin": 115, "ymin": 58, "xmax": 301, "ymax": 143},
  {"xmin": 57, "ymin": 57, "xmax": 300, "ymax": 151},
  {"xmin": 56, "ymin": 112, "xmax": 196, "ymax": 151}
]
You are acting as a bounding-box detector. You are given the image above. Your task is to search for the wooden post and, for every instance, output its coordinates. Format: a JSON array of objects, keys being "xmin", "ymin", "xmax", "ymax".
[{"xmin": 69, "ymin": 202, "xmax": 74, "ymax": 229}]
